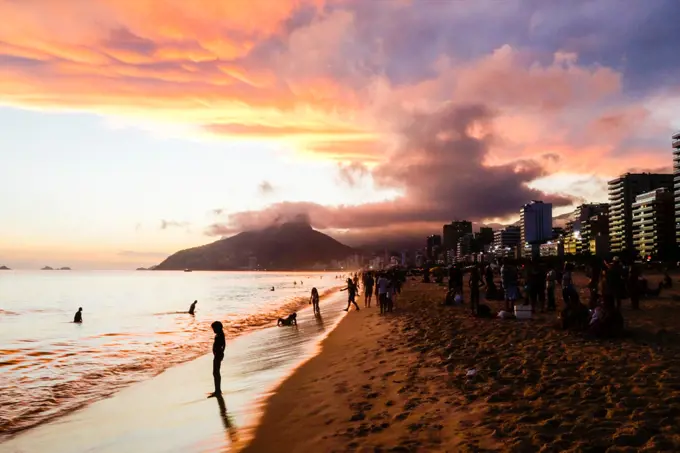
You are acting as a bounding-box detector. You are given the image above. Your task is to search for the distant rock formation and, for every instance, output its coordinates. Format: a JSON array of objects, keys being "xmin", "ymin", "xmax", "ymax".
[
  {"xmin": 155, "ymin": 221, "xmax": 355, "ymax": 271},
  {"xmin": 136, "ymin": 265, "xmax": 157, "ymax": 271},
  {"xmin": 0, "ymin": 265, "xmax": 10, "ymax": 270},
  {"xmin": 41, "ymin": 266, "xmax": 54, "ymax": 270},
  {"xmin": 59, "ymin": 267, "xmax": 71, "ymax": 270}
]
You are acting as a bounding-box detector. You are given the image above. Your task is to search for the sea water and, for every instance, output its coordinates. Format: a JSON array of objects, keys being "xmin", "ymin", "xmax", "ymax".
[{"xmin": 0, "ymin": 270, "xmax": 345, "ymax": 442}]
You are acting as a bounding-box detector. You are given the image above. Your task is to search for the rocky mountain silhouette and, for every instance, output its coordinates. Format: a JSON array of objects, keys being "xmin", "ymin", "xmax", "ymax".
[{"xmin": 155, "ymin": 221, "xmax": 355, "ymax": 271}]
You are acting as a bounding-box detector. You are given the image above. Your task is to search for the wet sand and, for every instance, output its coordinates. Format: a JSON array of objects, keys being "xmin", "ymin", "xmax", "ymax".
[
  {"xmin": 245, "ymin": 275, "xmax": 680, "ymax": 452},
  {"xmin": 1, "ymin": 292, "xmax": 348, "ymax": 453}
]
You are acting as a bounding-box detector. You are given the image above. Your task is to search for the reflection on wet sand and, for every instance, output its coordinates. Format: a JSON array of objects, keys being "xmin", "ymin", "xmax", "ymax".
[
  {"xmin": 314, "ymin": 313, "xmax": 325, "ymax": 332},
  {"xmin": 216, "ymin": 394, "xmax": 238, "ymax": 445}
]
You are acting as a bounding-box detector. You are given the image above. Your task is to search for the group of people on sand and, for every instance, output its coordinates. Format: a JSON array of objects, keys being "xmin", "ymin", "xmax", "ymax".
[
  {"xmin": 444, "ymin": 256, "xmax": 671, "ymax": 339},
  {"xmin": 358, "ymin": 270, "xmax": 404, "ymax": 314}
]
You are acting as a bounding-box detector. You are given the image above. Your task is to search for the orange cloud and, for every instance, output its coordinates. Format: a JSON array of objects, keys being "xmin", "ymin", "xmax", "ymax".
[{"xmin": 0, "ymin": 0, "xmax": 674, "ymax": 184}]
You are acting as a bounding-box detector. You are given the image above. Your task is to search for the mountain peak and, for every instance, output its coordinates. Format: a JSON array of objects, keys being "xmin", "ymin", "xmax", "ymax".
[{"xmin": 155, "ymin": 221, "xmax": 353, "ymax": 270}]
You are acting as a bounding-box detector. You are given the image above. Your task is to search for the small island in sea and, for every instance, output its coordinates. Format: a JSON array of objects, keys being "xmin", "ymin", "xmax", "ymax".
[
  {"xmin": 41, "ymin": 266, "xmax": 54, "ymax": 270},
  {"xmin": 0, "ymin": 265, "xmax": 10, "ymax": 270},
  {"xmin": 58, "ymin": 267, "xmax": 71, "ymax": 271}
]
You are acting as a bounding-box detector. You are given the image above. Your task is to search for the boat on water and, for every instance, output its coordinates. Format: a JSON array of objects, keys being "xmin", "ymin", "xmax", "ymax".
[{"xmin": 184, "ymin": 269, "xmax": 193, "ymax": 272}]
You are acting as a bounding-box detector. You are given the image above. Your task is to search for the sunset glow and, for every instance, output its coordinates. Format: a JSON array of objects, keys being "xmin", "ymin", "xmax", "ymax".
[{"xmin": 1, "ymin": 0, "xmax": 679, "ymax": 268}]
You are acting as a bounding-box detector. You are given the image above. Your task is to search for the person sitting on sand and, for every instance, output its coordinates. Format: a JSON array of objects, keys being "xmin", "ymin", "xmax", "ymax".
[
  {"xmin": 309, "ymin": 288, "xmax": 320, "ymax": 314},
  {"xmin": 209, "ymin": 321, "xmax": 226, "ymax": 398},
  {"xmin": 341, "ymin": 278, "xmax": 360, "ymax": 312},
  {"xmin": 73, "ymin": 307, "xmax": 83, "ymax": 323},
  {"xmin": 559, "ymin": 299, "xmax": 590, "ymax": 331},
  {"xmin": 589, "ymin": 295, "xmax": 624, "ymax": 338},
  {"xmin": 189, "ymin": 300, "xmax": 198, "ymax": 315}
]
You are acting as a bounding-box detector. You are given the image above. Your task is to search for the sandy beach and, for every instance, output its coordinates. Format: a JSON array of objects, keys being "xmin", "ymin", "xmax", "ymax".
[{"xmin": 244, "ymin": 274, "xmax": 680, "ymax": 452}]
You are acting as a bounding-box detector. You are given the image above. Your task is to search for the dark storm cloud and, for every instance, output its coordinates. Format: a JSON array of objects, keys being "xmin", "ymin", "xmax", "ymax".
[{"xmin": 206, "ymin": 103, "xmax": 575, "ymax": 237}]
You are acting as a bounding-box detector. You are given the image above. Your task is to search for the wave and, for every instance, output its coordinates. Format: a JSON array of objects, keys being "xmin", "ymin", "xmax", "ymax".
[{"xmin": 0, "ymin": 286, "xmax": 341, "ymax": 441}]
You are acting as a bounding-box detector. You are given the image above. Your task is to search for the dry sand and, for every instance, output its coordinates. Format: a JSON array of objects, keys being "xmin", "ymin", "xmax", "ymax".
[{"xmin": 243, "ymin": 273, "xmax": 680, "ymax": 452}]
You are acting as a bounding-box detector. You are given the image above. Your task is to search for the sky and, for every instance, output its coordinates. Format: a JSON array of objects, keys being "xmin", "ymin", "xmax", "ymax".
[{"xmin": 1, "ymin": 0, "xmax": 680, "ymax": 269}]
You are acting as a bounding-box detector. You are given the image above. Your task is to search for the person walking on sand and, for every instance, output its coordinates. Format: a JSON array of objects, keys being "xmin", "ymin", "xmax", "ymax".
[
  {"xmin": 73, "ymin": 307, "xmax": 83, "ymax": 323},
  {"xmin": 363, "ymin": 273, "xmax": 375, "ymax": 308},
  {"xmin": 309, "ymin": 287, "xmax": 320, "ymax": 314},
  {"xmin": 209, "ymin": 321, "xmax": 226, "ymax": 398},
  {"xmin": 377, "ymin": 273, "xmax": 389, "ymax": 314},
  {"xmin": 188, "ymin": 300, "xmax": 198, "ymax": 315},
  {"xmin": 341, "ymin": 278, "xmax": 360, "ymax": 312}
]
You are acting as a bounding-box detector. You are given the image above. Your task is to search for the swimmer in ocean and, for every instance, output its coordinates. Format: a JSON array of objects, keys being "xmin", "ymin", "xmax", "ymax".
[
  {"xmin": 189, "ymin": 300, "xmax": 198, "ymax": 315},
  {"xmin": 74, "ymin": 307, "xmax": 83, "ymax": 323}
]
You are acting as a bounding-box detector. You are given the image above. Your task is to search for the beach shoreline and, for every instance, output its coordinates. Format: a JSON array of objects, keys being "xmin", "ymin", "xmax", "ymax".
[
  {"xmin": 242, "ymin": 276, "xmax": 680, "ymax": 452},
  {"xmin": 0, "ymin": 271, "xmax": 343, "ymax": 443},
  {"xmin": 241, "ymin": 281, "xmax": 500, "ymax": 453},
  {"xmin": 1, "ymin": 290, "xmax": 350, "ymax": 453}
]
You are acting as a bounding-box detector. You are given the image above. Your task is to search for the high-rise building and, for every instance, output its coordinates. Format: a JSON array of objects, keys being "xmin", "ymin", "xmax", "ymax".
[
  {"xmin": 582, "ymin": 212, "xmax": 610, "ymax": 257},
  {"xmin": 673, "ymin": 132, "xmax": 680, "ymax": 245},
  {"xmin": 575, "ymin": 203, "xmax": 609, "ymax": 253},
  {"xmin": 456, "ymin": 233, "xmax": 475, "ymax": 261},
  {"xmin": 443, "ymin": 221, "xmax": 473, "ymax": 251},
  {"xmin": 632, "ymin": 188, "xmax": 675, "ymax": 260},
  {"xmin": 476, "ymin": 227, "xmax": 494, "ymax": 246},
  {"xmin": 519, "ymin": 201, "xmax": 553, "ymax": 257},
  {"xmin": 426, "ymin": 234, "xmax": 442, "ymax": 260},
  {"xmin": 608, "ymin": 173, "xmax": 673, "ymax": 254},
  {"xmin": 492, "ymin": 226, "xmax": 521, "ymax": 257}
]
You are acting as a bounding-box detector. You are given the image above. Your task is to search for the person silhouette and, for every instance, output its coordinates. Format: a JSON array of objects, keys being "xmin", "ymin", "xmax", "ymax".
[
  {"xmin": 209, "ymin": 321, "xmax": 226, "ymax": 397},
  {"xmin": 73, "ymin": 307, "xmax": 83, "ymax": 323},
  {"xmin": 188, "ymin": 300, "xmax": 198, "ymax": 315},
  {"xmin": 309, "ymin": 287, "xmax": 320, "ymax": 314}
]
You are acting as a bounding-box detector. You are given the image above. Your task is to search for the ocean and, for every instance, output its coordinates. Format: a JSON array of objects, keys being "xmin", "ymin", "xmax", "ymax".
[{"xmin": 0, "ymin": 270, "xmax": 347, "ymax": 446}]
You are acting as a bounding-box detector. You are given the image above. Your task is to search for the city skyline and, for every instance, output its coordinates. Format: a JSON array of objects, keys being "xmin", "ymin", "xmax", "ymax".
[{"xmin": 1, "ymin": 1, "xmax": 680, "ymax": 269}]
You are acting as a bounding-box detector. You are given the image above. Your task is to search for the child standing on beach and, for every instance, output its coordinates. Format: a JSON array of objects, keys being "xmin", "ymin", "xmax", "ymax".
[{"xmin": 209, "ymin": 321, "xmax": 226, "ymax": 397}]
